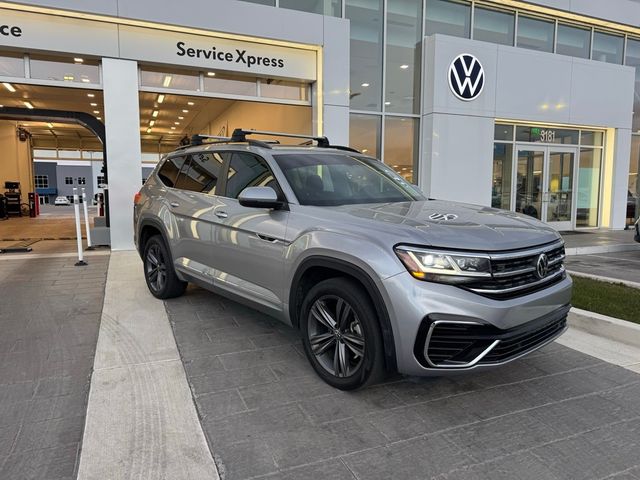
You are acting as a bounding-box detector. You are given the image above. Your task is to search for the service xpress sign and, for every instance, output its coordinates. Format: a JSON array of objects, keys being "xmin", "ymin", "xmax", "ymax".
[{"xmin": 120, "ymin": 26, "xmax": 317, "ymax": 81}]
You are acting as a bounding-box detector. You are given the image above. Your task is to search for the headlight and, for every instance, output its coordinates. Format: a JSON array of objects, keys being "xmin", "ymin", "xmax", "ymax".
[{"xmin": 394, "ymin": 246, "xmax": 491, "ymax": 284}]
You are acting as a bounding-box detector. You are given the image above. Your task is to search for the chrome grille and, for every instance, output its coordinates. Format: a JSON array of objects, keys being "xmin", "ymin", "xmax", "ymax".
[{"xmin": 464, "ymin": 240, "xmax": 566, "ymax": 299}]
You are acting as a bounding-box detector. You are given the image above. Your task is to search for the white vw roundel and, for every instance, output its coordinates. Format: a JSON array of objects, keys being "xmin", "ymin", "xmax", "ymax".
[{"xmin": 448, "ymin": 53, "xmax": 485, "ymax": 101}]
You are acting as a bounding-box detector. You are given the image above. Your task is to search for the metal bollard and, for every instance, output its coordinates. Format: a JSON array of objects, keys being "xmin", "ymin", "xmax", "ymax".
[
  {"xmin": 73, "ymin": 188, "xmax": 88, "ymax": 266},
  {"xmin": 81, "ymin": 188, "xmax": 94, "ymax": 250}
]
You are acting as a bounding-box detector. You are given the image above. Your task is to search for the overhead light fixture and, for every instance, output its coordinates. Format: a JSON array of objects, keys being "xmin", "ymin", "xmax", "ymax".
[
  {"xmin": 90, "ymin": 103, "xmax": 97, "ymax": 107},
  {"xmin": 97, "ymin": 117, "xmax": 102, "ymax": 120},
  {"xmin": 361, "ymin": 83, "xmax": 370, "ymax": 87},
  {"xmin": 149, "ymin": 120, "xmax": 155, "ymax": 127},
  {"xmin": 400, "ymin": 64, "xmax": 409, "ymax": 69},
  {"xmin": 207, "ymin": 72, "xmax": 215, "ymax": 77},
  {"xmin": 74, "ymin": 57, "xmax": 84, "ymax": 63},
  {"xmin": 162, "ymin": 75, "xmax": 172, "ymax": 87},
  {"xmin": 23, "ymin": 101, "xmax": 34, "ymax": 109},
  {"xmin": 174, "ymin": 121, "xmax": 180, "ymax": 125},
  {"xmin": 384, "ymin": 101, "xmax": 391, "ymax": 106},
  {"xmin": 362, "ymin": 149, "xmax": 368, "ymax": 153},
  {"xmin": 182, "ymin": 109, "xmax": 189, "ymax": 113},
  {"xmin": 152, "ymin": 110, "xmax": 159, "ymax": 118},
  {"xmin": 47, "ymin": 122, "xmax": 53, "ymax": 128},
  {"xmin": 146, "ymin": 127, "xmax": 152, "ymax": 133},
  {"xmin": 81, "ymin": 78, "xmax": 90, "ymax": 83},
  {"xmin": 63, "ymin": 75, "xmax": 75, "ymax": 81},
  {"xmin": 3, "ymin": 82, "xmax": 15, "ymax": 93},
  {"xmin": 171, "ymin": 126, "xmax": 176, "ymax": 130},
  {"xmin": 87, "ymin": 93, "xmax": 95, "ymax": 98},
  {"xmin": 187, "ymin": 101, "xmax": 195, "ymax": 106},
  {"xmin": 0, "ymin": 105, "xmax": 3, "ymax": 108},
  {"xmin": 178, "ymin": 116, "xmax": 184, "ymax": 120},
  {"xmin": 157, "ymin": 94, "xmax": 165, "ymax": 104},
  {"xmin": 93, "ymin": 110, "xmax": 100, "ymax": 114}
]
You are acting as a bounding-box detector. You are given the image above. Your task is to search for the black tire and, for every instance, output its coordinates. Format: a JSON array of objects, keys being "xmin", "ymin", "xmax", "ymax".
[
  {"xmin": 300, "ymin": 277, "xmax": 385, "ymax": 390},
  {"xmin": 143, "ymin": 235, "xmax": 187, "ymax": 299}
]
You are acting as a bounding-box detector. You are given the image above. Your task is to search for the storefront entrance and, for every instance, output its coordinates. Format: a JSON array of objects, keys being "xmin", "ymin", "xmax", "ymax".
[{"xmin": 514, "ymin": 145, "xmax": 577, "ymax": 231}]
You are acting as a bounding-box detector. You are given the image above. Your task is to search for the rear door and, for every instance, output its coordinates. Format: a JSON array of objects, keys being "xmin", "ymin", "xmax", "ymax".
[
  {"xmin": 170, "ymin": 150, "xmax": 227, "ymax": 281},
  {"xmin": 211, "ymin": 152, "xmax": 289, "ymax": 311}
]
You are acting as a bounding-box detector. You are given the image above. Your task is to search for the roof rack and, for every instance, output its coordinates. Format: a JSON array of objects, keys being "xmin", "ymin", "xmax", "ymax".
[{"xmin": 231, "ymin": 128, "xmax": 330, "ymax": 147}]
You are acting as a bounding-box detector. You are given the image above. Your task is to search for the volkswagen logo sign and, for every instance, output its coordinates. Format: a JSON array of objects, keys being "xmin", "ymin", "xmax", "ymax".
[
  {"xmin": 429, "ymin": 213, "xmax": 458, "ymax": 221},
  {"xmin": 448, "ymin": 53, "xmax": 485, "ymax": 101},
  {"xmin": 536, "ymin": 253, "xmax": 549, "ymax": 279}
]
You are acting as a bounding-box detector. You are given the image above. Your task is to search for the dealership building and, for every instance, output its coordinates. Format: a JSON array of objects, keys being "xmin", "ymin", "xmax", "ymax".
[{"xmin": 0, "ymin": 0, "xmax": 638, "ymax": 249}]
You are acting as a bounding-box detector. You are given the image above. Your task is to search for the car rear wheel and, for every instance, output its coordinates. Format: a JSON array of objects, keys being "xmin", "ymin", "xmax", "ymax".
[
  {"xmin": 143, "ymin": 235, "xmax": 187, "ymax": 299},
  {"xmin": 300, "ymin": 277, "xmax": 385, "ymax": 390}
]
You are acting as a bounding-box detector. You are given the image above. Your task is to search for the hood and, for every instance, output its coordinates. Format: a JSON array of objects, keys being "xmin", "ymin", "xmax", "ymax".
[{"xmin": 331, "ymin": 200, "xmax": 561, "ymax": 251}]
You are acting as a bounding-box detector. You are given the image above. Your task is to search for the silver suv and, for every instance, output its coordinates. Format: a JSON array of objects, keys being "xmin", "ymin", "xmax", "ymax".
[{"xmin": 134, "ymin": 129, "xmax": 571, "ymax": 390}]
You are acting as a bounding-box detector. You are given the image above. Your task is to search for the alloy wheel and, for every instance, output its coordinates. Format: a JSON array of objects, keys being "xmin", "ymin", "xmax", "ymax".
[
  {"xmin": 307, "ymin": 295, "xmax": 365, "ymax": 378},
  {"xmin": 145, "ymin": 244, "xmax": 167, "ymax": 293}
]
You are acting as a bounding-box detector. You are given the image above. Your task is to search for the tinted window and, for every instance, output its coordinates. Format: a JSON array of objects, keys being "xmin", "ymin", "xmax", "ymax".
[
  {"xmin": 157, "ymin": 155, "xmax": 186, "ymax": 188},
  {"xmin": 425, "ymin": 0, "xmax": 471, "ymax": 38},
  {"xmin": 273, "ymin": 153, "xmax": 424, "ymax": 206},
  {"xmin": 225, "ymin": 153, "xmax": 279, "ymax": 199},
  {"xmin": 174, "ymin": 152, "xmax": 224, "ymax": 193},
  {"xmin": 556, "ymin": 23, "xmax": 591, "ymax": 58},
  {"xmin": 473, "ymin": 7, "xmax": 514, "ymax": 46},
  {"xmin": 593, "ymin": 31, "xmax": 624, "ymax": 64},
  {"xmin": 517, "ymin": 15, "xmax": 554, "ymax": 52}
]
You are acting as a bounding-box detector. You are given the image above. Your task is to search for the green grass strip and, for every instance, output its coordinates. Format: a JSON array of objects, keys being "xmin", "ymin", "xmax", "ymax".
[{"xmin": 571, "ymin": 275, "xmax": 640, "ymax": 325}]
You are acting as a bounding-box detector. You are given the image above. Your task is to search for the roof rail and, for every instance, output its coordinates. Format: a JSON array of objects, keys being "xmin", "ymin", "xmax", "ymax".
[
  {"xmin": 190, "ymin": 134, "xmax": 231, "ymax": 146},
  {"xmin": 231, "ymin": 128, "xmax": 330, "ymax": 148}
]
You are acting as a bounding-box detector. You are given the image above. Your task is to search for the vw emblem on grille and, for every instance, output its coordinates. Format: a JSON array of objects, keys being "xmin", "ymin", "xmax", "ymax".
[
  {"xmin": 448, "ymin": 53, "xmax": 485, "ymax": 101},
  {"xmin": 536, "ymin": 253, "xmax": 549, "ymax": 279},
  {"xmin": 429, "ymin": 213, "xmax": 458, "ymax": 221}
]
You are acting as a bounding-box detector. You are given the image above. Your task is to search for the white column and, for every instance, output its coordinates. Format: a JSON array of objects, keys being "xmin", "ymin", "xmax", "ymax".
[
  {"xmin": 102, "ymin": 58, "xmax": 142, "ymax": 250},
  {"xmin": 321, "ymin": 16, "xmax": 350, "ymax": 146},
  {"xmin": 611, "ymin": 128, "xmax": 632, "ymax": 229}
]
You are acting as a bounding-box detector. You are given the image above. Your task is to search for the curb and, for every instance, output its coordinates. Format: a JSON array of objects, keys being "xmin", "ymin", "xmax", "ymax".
[
  {"xmin": 569, "ymin": 307, "xmax": 640, "ymax": 349},
  {"xmin": 564, "ymin": 243, "xmax": 640, "ymax": 256},
  {"xmin": 567, "ymin": 270, "xmax": 640, "ymax": 290}
]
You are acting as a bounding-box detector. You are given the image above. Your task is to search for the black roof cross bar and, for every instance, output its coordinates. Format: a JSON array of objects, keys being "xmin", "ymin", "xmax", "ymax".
[
  {"xmin": 190, "ymin": 134, "xmax": 231, "ymax": 146},
  {"xmin": 231, "ymin": 128, "xmax": 330, "ymax": 148}
]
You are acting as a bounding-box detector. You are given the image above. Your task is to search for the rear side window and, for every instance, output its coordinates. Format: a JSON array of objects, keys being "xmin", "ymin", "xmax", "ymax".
[
  {"xmin": 224, "ymin": 152, "xmax": 280, "ymax": 199},
  {"xmin": 157, "ymin": 155, "xmax": 186, "ymax": 188},
  {"xmin": 174, "ymin": 151, "xmax": 225, "ymax": 194}
]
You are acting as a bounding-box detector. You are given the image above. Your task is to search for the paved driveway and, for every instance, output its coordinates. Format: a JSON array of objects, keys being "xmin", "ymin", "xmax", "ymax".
[
  {"xmin": 0, "ymin": 255, "xmax": 108, "ymax": 480},
  {"xmin": 565, "ymin": 250, "xmax": 640, "ymax": 284},
  {"xmin": 166, "ymin": 286, "xmax": 640, "ymax": 480}
]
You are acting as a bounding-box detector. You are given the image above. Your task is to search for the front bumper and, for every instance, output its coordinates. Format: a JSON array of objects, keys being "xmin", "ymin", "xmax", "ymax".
[{"xmin": 381, "ymin": 271, "xmax": 573, "ymax": 376}]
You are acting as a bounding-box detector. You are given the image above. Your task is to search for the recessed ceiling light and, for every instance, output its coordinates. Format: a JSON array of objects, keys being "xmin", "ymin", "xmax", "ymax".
[
  {"xmin": 97, "ymin": 117, "xmax": 102, "ymax": 120},
  {"xmin": 178, "ymin": 116, "xmax": 184, "ymax": 120},
  {"xmin": 182, "ymin": 109, "xmax": 189, "ymax": 113},
  {"xmin": 362, "ymin": 149, "xmax": 368, "ymax": 153},
  {"xmin": 361, "ymin": 83, "xmax": 370, "ymax": 87},
  {"xmin": 63, "ymin": 75, "xmax": 75, "ymax": 81},
  {"xmin": 93, "ymin": 110, "xmax": 100, "ymax": 114},
  {"xmin": 157, "ymin": 94, "xmax": 165, "ymax": 104},
  {"xmin": 152, "ymin": 110, "xmax": 159, "ymax": 118},
  {"xmin": 81, "ymin": 78, "xmax": 90, "ymax": 83},
  {"xmin": 146, "ymin": 127, "xmax": 152, "ymax": 133},
  {"xmin": 162, "ymin": 75, "xmax": 172, "ymax": 87},
  {"xmin": 207, "ymin": 72, "xmax": 215, "ymax": 77},
  {"xmin": 0, "ymin": 105, "xmax": 4, "ymax": 108},
  {"xmin": 74, "ymin": 57, "xmax": 84, "ymax": 63},
  {"xmin": 187, "ymin": 101, "xmax": 194, "ymax": 106},
  {"xmin": 87, "ymin": 93, "xmax": 95, "ymax": 98},
  {"xmin": 3, "ymin": 82, "xmax": 15, "ymax": 93},
  {"xmin": 47, "ymin": 122, "xmax": 53, "ymax": 128},
  {"xmin": 384, "ymin": 101, "xmax": 391, "ymax": 106},
  {"xmin": 90, "ymin": 103, "xmax": 97, "ymax": 107},
  {"xmin": 174, "ymin": 122, "xmax": 180, "ymax": 125},
  {"xmin": 23, "ymin": 101, "xmax": 34, "ymax": 109},
  {"xmin": 171, "ymin": 126, "xmax": 176, "ymax": 130},
  {"xmin": 400, "ymin": 64, "xmax": 409, "ymax": 69},
  {"xmin": 149, "ymin": 120, "xmax": 155, "ymax": 127}
]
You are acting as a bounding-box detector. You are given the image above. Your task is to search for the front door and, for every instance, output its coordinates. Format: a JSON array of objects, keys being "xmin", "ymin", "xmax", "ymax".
[{"xmin": 514, "ymin": 146, "xmax": 577, "ymax": 230}]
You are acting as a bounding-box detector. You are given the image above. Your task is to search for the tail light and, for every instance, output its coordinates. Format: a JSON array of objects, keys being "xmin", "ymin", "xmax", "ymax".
[{"xmin": 134, "ymin": 192, "xmax": 142, "ymax": 205}]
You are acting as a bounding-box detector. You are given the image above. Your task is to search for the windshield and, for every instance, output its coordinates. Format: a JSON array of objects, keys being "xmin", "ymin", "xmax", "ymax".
[{"xmin": 273, "ymin": 153, "xmax": 425, "ymax": 206}]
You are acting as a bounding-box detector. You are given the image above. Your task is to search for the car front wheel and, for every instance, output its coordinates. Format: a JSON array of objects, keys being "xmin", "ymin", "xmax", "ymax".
[
  {"xmin": 143, "ymin": 235, "xmax": 187, "ymax": 299},
  {"xmin": 300, "ymin": 277, "xmax": 385, "ymax": 390}
]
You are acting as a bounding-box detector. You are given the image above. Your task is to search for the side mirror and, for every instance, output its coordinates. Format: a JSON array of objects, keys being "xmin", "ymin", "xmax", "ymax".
[{"xmin": 238, "ymin": 186, "xmax": 284, "ymax": 209}]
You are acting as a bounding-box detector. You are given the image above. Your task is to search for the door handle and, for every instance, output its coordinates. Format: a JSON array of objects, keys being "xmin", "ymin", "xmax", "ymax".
[
  {"xmin": 257, "ymin": 233, "xmax": 279, "ymax": 243},
  {"xmin": 170, "ymin": 201, "xmax": 180, "ymax": 208},
  {"xmin": 215, "ymin": 211, "xmax": 228, "ymax": 219}
]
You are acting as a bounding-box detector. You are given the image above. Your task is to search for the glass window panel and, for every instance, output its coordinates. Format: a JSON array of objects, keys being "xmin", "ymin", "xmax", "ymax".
[
  {"xmin": 0, "ymin": 52, "xmax": 24, "ymax": 77},
  {"xmin": 625, "ymin": 38, "xmax": 640, "ymax": 132},
  {"xmin": 556, "ymin": 23, "xmax": 591, "ymax": 58},
  {"xmin": 140, "ymin": 67, "xmax": 199, "ymax": 91},
  {"xmin": 516, "ymin": 126, "xmax": 578, "ymax": 144},
  {"xmin": 492, "ymin": 143, "xmax": 513, "ymax": 209},
  {"xmin": 473, "ymin": 7, "xmax": 514, "ymax": 46},
  {"xmin": 239, "ymin": 0, "xmax": 275, "ymax": 5},
  {"xmin": 580, "ymin": 130, "xmax": 604, "ymax": 146},
  {"xmin": 203, "ymin": 73, "xmax": 257, "ymax": 96},
  {"xmin": 58, "ymin": 149, "xmax": 81, "ymax": 158},
  {"xmin": 384, "ymin": 116, "xmax": 418, "ymax": 182},
  {"xmin": 33, "ymin": 149, "xmax": 57, "ymax": 158},
  {"xmin": 346, "ymin": 0, "xmax": 383, "ymax": 111},
  {"xmin": 515, "ymin": 149, "xmax": 544, "ymax": 219},
  {"xmin": 592, "ymin": 31, "xmax": 623, "ymax": 64},
  {"xmin": 157, "ymin": 155, "xmax": 186, "ymax": 188},
  {"xmin": 629, "ymin": 135, "xmax": 640, "ymax": 223},
  {"xmin": 494, "ymin": 124, "xmax": 514, "ymax": 141},
  {"xmin": 385, "ymin": 0, "xmax": 422, "ymax": 114},
  {"xmin": 517, "ymin": 15, "xmax": 554, "ymax": 52},
  {"xmin": 349, "ymin": 113, "xmax": 381, "ymax": 158},
  {"xmin": 279, "ymin": 0, "xmax": 341, "ymax": 16},
  {"xmin": 425, "ymin": 0, "xmax": 471, "ymax": 38},
  {"xmin": 175, "ymin": 152, "xmax": 223, "ymax": 194},
  {"xmin": 225, "ymin": 153, "xmax": 279, "ymax": 199},
  {"xmin": 577, "ymin": 148, "xmax": 602, "ymax": 227},
  {"xmin": 260, "ymin": 79, "xmax": 309, "ymax": 101},
  {"xmin": 30, "ymin": 55, "xmax": 100, "ymax": 84}
]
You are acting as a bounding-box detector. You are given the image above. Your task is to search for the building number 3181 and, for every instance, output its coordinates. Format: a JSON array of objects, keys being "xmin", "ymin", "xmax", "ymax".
[{"xmin": 539, "ymin": 129, "xmax": 556, "ymax": 142}]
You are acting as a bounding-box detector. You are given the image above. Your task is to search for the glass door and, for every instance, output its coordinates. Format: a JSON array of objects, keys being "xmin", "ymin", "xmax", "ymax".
[
  {"xmin": 545, "ymin": 147, "xmax": 576, "ymax": 230},
  {"xmin": 514, "ymin": 148, "xmax": 545, "ymax": 220}
]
